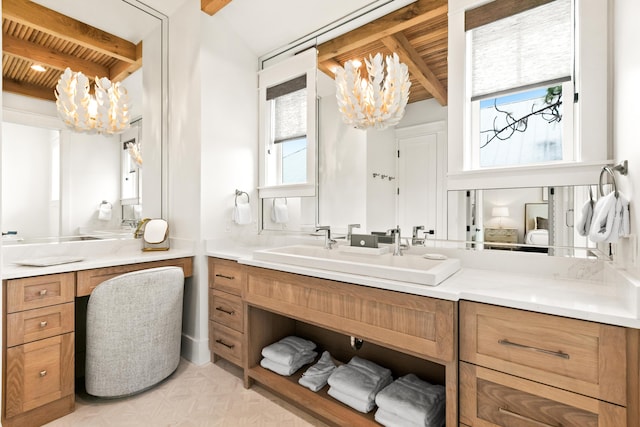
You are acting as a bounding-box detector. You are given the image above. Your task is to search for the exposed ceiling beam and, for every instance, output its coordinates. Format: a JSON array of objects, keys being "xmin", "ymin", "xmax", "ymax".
[
  {"xmin": 201, "ymin": 0, "xmax": 232, "ymax": 16},
  {"xmin": 317, "ymin": 0, "xmax": 447, "ymax": 63},
  {"xmin": 110, "ymin": 42, "xmax": 144, "ymax": 82},
  {"xmin": 3, "ymin": 0, "xmax": 138, "ymax": 63},
  {"xmin": 3, "ymin": 34, "xmax": 110, "ymax": 78},
  {"xmin": 3, "ymin": 78, "xmax": 56, "ymax": 101},
  {"xmin": 381, "ymin": 33, "xmax": 447, "ymax": 106}
]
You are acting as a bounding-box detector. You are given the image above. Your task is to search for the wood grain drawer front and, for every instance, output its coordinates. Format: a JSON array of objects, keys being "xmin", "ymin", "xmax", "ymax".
[
  {"xmin": 209, "ymin": 258, "xmax": 245, "ymax": 296},
  {"xmin": 460, "ymin": 301, "xmax": 627, "ymax": 406},
  {"xmin": 76, "ymin": 257, "xmax": 193, "ymax": 296},
  {"xmin": 210, "ymin": 321, "xmax": 243, "ymax": 366},
  {"xmin": 210, "ymin": 290, "xmax": 243, "ymax": 332},
  {"xmin": 5, "ymin": 333, "xmax": 74, "ymax": 418},
  {"xmin": 7, "ymin": 303, "xmax": 75, "ymax": 347},
  {"xmin": 460, "ymin": 362, "xmax": 626, "ymax": 427},
  {"xmin": 6, "ymin": 273, "xmax": 75, "ymax": 313},
  {"xmin": 245, "ymin": 267, "xmax": 455, "ymax": 362}
]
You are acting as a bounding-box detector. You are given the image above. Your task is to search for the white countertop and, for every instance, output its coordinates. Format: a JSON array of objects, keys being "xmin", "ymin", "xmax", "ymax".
[
  {"xmin": 207, "ymin": 238, "xmax": 640, "ymax": 329},
  {"xmin": 2, "ymin": 238, "xmax": 195, "ymax": 280}
]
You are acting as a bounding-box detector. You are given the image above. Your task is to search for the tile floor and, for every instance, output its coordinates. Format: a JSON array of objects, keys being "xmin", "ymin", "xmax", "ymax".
[{"xmin": 45, "ymin": 359, "xmax": 329, "ymax": 427}]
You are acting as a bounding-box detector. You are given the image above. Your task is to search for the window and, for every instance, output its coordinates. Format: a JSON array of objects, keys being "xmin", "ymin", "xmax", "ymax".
[
  {"xmin": 466, "ymin": 0, "xmax": 574, "ymax": 169},
  {"xmin": 258, "ymin": 48, "xmax": 317, "ymax": 198}
]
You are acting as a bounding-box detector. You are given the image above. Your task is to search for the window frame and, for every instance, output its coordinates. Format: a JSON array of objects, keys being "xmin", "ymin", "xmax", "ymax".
[{"xmin": 258, "ymin": 48, "xmax": 317, "ymax": 199}]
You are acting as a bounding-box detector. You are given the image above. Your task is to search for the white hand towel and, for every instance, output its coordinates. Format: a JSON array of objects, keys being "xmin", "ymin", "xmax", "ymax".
[
  {"xmin": 98, "ymin": 203, "xmax": 112, "ymax": 221},
  {"xmin": 298, "ymin": 351, "xmax": 336, "ymax": 392},
  {"xmin": 271, "ymin": 202, "xmax": 289, "ymax": 224},
  {"xmin": 576, "ymin": 199, "xmax": 594, "ymax": 237},
  {"xmin": 260, "ymin": 352, "xmax": 317, "ymax": 376},
  {"xmin": 375, "ymin": 407, "xmax": 445, "ymax": 427},
  {"xmin": 328, "ymin": 386, "xmax": 376, "ymax": 413},
  {"xmin": 588, "ymin": 192, "xmax": 617, "ymax": 242},
  {"xmin": 261, "ymin": 336, "xmax": 316, "ymax": 366},
  {"xmin": 375, "ymin": 374, "xmax": 446, "ymax": 427},
  {"xmin": 232, "ymin": 202, "xmax": 252, "ymax": 225}
]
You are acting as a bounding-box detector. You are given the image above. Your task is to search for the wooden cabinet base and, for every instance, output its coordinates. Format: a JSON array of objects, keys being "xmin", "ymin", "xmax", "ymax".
[{"xmin": 2, "ymin": 394, "xmax": 74, "ymax": 427}]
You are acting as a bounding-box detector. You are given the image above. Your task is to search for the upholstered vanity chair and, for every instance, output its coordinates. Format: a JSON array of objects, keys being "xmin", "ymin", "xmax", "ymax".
[{"xmin": 85, "ymin": 266, "xmax": 185, "ymax": 397}]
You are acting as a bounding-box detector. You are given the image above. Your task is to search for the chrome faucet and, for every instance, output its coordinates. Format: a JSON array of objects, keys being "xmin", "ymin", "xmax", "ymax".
[
  {"xmin": 386, "ymin": 226, "xmax": 404, "ymax": 256},
  {"xmin": 316, "ymin": 225, "xmax": 336, "ymax": 249},
  {"xmin": 347, "ymin": 223, "xmax": 361, "ymax": 242},
  {"xmin": 412, "ymin": 225, "xmax": 425, "ymax": 246}
]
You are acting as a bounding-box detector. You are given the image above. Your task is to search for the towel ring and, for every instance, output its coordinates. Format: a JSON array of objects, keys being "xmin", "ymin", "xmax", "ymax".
[
  {"xmin": 272, "ymin": 197, "xmax": 287, "ymax": 208},
  {"xmin": 599, "ymin": 166, "xmax": 618, "ymax": 197},
  {"xmin": 234, "ymin": 190, "xmax": 249, "ymax": 206}
]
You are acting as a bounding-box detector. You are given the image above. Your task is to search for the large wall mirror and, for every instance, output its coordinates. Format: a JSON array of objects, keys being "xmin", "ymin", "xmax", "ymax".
[{"xmin": 1, "ymin": 0, "xmax": 168, "ymax": 244}]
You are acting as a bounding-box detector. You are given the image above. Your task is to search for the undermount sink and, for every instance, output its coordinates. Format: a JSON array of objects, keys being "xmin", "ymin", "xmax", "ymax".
[{"xmin": 252, "ymin": 245, "xmax": 461, "ymax": 286}]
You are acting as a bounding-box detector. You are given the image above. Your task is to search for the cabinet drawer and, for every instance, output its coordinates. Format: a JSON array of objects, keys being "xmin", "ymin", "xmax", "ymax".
[
  {"xmin": 210, "ymin": 290, "xmax": 243, "ymax": 332},
  {"xmin": 5, "ymin": 333, "xmax": 75, "ymax": 419},
  {"xmin": 209, "ymin": 258, "xmax": 245, "ymax": 296},
  {"xmin": 7, "ymin": 303, "xmax": 75, "ymax": 347},
  {"xmin": 246, "ymin": 267, "xmax": 455, "ymax": 362},
  {"xmin": 460, "ymin": 362, "xmax": 625, "ymax": 427},
  {"xmin": 6, "ymin": 273, "xmax": 75, "ymax": 313},
  {"xmin": 210, "ymin": 321, "xmax": 243, "ymax": 366},
  {"xmin": 460, "ymin": 301, "xmax": 626, "ymax": 405}
]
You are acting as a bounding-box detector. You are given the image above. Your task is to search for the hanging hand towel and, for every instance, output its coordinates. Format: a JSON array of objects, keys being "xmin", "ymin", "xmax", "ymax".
[
  {"xmin": 588, "ymin": 192, "xmax": 617, "ymax": 242},
  {"xmin": 98, "ymin": 202, "xmax": 112, "ymax": 221},
  {"xmin": 576, "ymin": 199, "xmax": 594, "ymax": 237},
  {"xmin": 271, "ymin": 202, "xmax": 289, "ymax": 224},
  {"xmin": 232, "ymin": 202, "xmax": 252, "ymax": 225}
]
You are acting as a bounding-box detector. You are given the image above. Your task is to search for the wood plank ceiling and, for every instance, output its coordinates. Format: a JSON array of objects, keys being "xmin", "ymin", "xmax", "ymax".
[{"xmin": 2, "ymin": 0, "xmax": 142, "ymax": 102}]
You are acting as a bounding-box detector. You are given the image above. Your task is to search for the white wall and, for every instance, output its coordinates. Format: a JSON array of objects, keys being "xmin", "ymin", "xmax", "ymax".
[{"xmin": 613, "ymin": 0, "xmax": 640, "ymax": 272}]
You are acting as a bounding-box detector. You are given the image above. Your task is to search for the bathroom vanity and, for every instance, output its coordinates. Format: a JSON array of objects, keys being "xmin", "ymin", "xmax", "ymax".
[
  {"xmin": 208, "ymin": 248, "xmax": 640, "ymax": 427},
  {"xmin": 2, "ymin": 254, "xmax": 193, "ymax": 427}
]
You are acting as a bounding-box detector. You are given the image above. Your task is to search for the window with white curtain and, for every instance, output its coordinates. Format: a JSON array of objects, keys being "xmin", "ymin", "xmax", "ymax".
[{"xmin": 466, "ymin": 0, "xmax": 575, "ymax": 169}]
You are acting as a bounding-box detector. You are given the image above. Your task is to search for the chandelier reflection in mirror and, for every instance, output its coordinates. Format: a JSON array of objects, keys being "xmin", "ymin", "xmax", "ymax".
[
  {"xmin": 334, "ymin": 52, "xmax": 410, "ymax": 130},
  {"xmin": 55, "ymin": 67, "xmax": 130, "ymax": 135}
]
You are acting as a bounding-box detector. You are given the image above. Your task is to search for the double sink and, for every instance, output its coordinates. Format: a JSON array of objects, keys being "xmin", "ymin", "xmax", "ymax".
[{"xmin": 252, "ymin": 244, "xmax": 461, "ymax": 286}]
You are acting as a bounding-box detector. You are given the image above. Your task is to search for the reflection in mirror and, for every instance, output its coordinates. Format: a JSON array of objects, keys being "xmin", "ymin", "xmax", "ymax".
[
  {"xmin": 1, "ymin": 0, "xmax": 167, "ymax": 244},
  {"xmin": 447, "ymin": 186, "xmax": 601, "ymax": 258}
]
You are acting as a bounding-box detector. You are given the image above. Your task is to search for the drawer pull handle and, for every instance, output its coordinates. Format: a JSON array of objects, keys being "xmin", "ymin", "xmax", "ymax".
[
  {"xmin": 215, "ymin": 274, "xmax": 235, "ymax": 280},
  {"xmin": 39, "ymin": 370, "xmax": 47, "ymax": 377},
  {"xmin": 498, "ymin": 339, "xmax": 570, "ymax": 360},
  {"xmin": 215, "ymin": 306, "xmax": 235, "ymax": 315},
  {"xmin": 39, "ymin": 321, "xmax": 48, "ymax": 328},
  {"xmin": 39, "ymin": 289, "xmax": 48, "ymax": 296},
  {"xmin": 215, "ymin": 339, "xmax": 235, "ymax": 349},
  {"xmin": 499, "ymin": 407, "xmax": 557, "ymax": 427}
]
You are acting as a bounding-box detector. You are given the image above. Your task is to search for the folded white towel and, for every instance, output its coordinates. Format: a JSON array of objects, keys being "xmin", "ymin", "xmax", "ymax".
[
  {"xmin": 271, "ymin": 202, "xmax": 289, "ymax": 224},
  {"xmin": 260, "ymin": 352, "xmax": 317, "ymax": 376},
  {"xmin": 576, "ymin": 199, "xmax": 594, "ymax": 237},
  {"xmin": 328, "ymin": 386, "xmax": 376, "ymax": 413},
  {"xmin": 298, "ymin": 351, "xmax": 336, "ymax": 392},
  {"xmin": 327, "ymin": 356, "xmax": 392, "ymax": 403},
  {"xmin": 588, "ymin": 192, "xmax": 630, "ymax": 243},
  {"xmin": 375, "ymin": 374, "xmax": 446, "ymax": 427},
  {"xmin": 232, "ymin": 202, "xmax": 252, "ymax": 225},
  {"xmin": 261, "ymin": 336, "xmax": 316, "ymax": 366},
  {"xmin": 375, "ymin": 407, "xmax": 445, "ymax": 427}
]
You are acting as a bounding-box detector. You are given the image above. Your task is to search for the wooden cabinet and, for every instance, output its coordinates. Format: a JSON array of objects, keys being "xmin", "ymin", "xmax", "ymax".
[
  {"xmin": 484, "ymin": 228, "xmax": 517, "ymax": 249},
  {"xmin": 3, "ymin": 273, "xmax": 76, "ymax": 427},
  {"xmin": 459, "ymin": 301, "xmax": 631, "ymax": 426},
  {"xmin": 208, "ymin": 258, "xmax": 246, "ymax": 368},
  {"xmin": 243, "ymin": 265, "xmax": 458, "ymax": 426}
]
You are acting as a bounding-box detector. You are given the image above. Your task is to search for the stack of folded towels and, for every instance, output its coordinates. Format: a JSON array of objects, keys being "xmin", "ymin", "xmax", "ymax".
[
  {"xmin": 298, "ymin": 351, "xmax": 336, "ymax": 392},
  {"xmin": 375, "ymin": 374, "xmax": 446, "ymax": 427},
  {"xmin": 327, "ymin": 356, "xmax": 392, "ymax": 413},
  {"xmin": 260, "ymin": 336, "xmax": 317, "ymax": 376}
]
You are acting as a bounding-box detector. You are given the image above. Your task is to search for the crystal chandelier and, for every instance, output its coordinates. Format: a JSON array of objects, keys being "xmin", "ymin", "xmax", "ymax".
[
  {"xmin": 334, "ymin": 52, "xmax": 411, "ymax": 130},
  {"xmin": 55, "ymin": 67, "xmax": 130, "ymax": 135}
]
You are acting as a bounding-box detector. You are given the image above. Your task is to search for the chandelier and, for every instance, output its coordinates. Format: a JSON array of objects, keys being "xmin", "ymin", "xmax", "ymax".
[
  {"xmin": 334, "ymin": 52, "xmax": 411, "ymax": 130},
  {"xmin": 55, "ymin": 67, "xmax": 130, "ymax": 135}
]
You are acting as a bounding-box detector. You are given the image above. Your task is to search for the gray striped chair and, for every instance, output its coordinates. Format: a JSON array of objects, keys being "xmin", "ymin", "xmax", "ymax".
[{"xmin": 85, "ymin": 266, "xmax": 184, "ymax": 397}]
